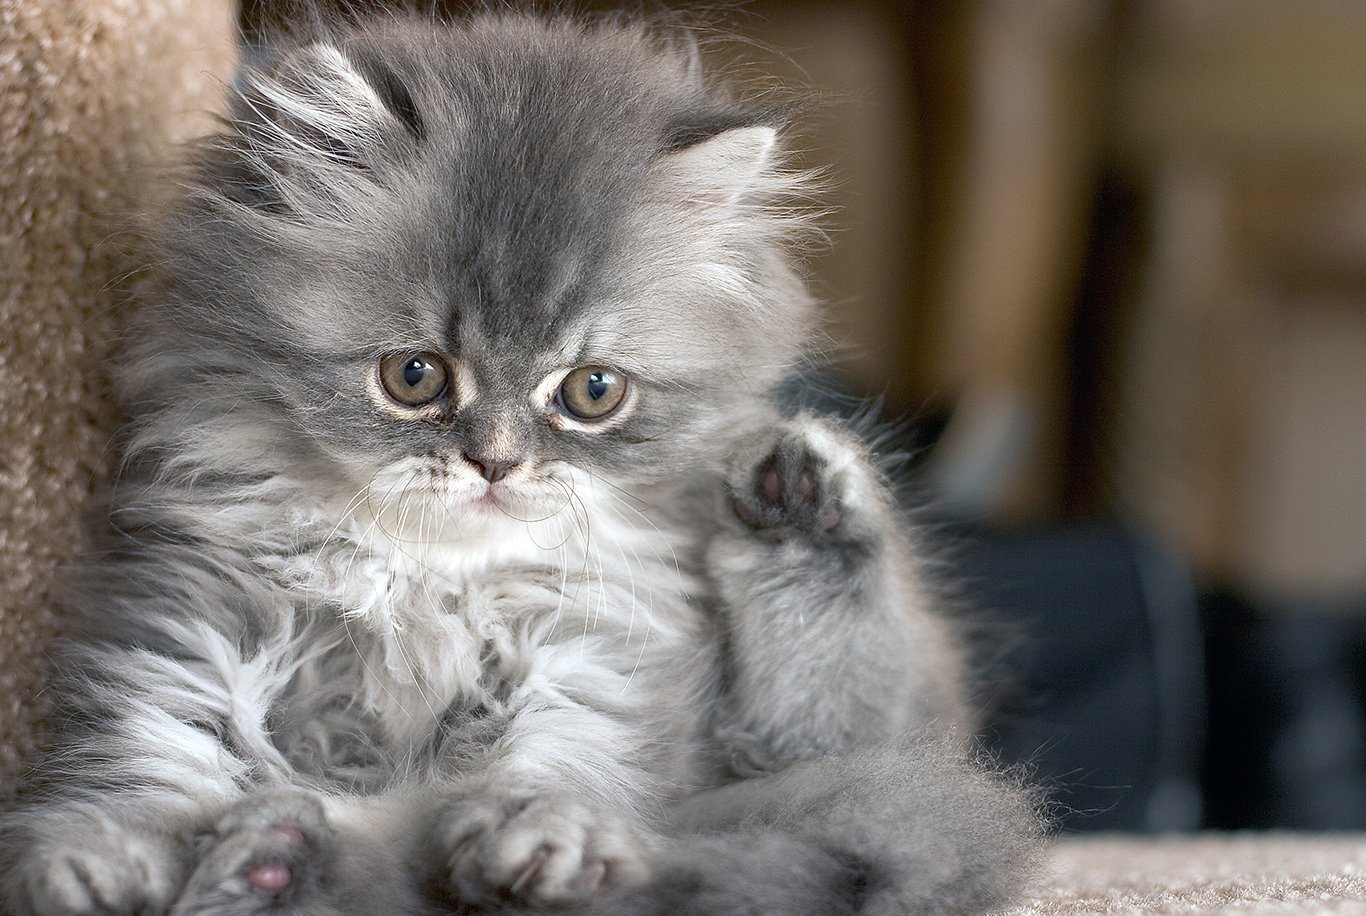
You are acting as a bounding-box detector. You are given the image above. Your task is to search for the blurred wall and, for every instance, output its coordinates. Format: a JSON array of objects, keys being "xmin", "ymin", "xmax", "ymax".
[{"xmin": 753, "ymin": 0, "xmax": 1366, "ymax": 606}]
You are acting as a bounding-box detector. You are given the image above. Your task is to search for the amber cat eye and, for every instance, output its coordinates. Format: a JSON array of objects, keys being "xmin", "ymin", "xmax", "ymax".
[
  {"xmin": 379, "ymin": 352, "xmax": 449, "ymax": 406},
  {"xmin": 558, "ymin": 367, "xmax": 627, "ymax": 420}
]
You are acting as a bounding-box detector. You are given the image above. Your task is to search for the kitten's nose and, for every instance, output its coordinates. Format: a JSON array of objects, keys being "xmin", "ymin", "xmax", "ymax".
[{"xmin": 464, "ymin": 453, "xmax": 518, "ymax": 483}]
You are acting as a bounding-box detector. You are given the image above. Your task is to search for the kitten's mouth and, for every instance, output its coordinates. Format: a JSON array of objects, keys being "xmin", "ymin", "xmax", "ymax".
[
  {"xmin": 450, "ymin": 484, "xmax": 503, "ymax": 516},
  {"xmin": 466, "ymin": 480, "xmax": 534, "ymax": 515},
  {"xmin": 461, "ymin": 478, "xmax": 570, "ymax": 521}
]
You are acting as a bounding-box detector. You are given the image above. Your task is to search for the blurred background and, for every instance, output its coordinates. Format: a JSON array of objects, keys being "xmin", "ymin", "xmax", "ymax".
[
  {"xmin": 243, "ymin": 0, "xmax": 1366, "ymax": 833},
  {"xmin": 719, "ymin": 0, "xmax": 1366, "ymax": 835}
]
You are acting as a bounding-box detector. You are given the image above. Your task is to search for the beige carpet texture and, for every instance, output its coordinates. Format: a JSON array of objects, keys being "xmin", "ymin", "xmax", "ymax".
[
  {"xmin": 3, "ymin": 2, "xmax": 1366, "ymax": 913},
  {"xmin": 0, "ymin": 0, "xmax": 235, "ymax": 793},
  {"xmin": 1010, "ymin": 834, "xmax": 1366, "ymax": 914}
]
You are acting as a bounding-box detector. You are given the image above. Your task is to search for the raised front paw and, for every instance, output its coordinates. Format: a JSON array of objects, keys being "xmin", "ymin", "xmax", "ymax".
[
  {"xmin": 6, "ymin": 815, "xmax": 190, "ymax": 916},
  {"xmin": 725, "ymin": 416, "xmax": 883, "ymax": 554},
  {"xmin": 431, "ymin": 790, "xmax": 648, "ymax": 909},
  {"xmin": 171, "ymin": 789, "xmax": 334, "ymax": 916}
]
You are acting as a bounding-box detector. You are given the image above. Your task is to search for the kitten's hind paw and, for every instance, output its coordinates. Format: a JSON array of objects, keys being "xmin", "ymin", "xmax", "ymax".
[
  {"xmin": 6, "ymin": 817, "xmax": 190, "ymax": 916},
  {"xmin": 171, "ymin": 789, "xmax": 334, "ymax": 915},
  {"xmin": 430, "ymin": 789, "xmax": 648, "ymax": 910}
]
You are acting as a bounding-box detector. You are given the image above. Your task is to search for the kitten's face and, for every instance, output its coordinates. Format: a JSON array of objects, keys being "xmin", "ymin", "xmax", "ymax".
[{"xmin": 150, "ymin": 16, "xmax": 812, "ymax": 527}]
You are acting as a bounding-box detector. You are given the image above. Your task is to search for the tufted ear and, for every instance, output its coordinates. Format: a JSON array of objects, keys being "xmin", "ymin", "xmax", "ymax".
[
  {"xmin": 214, "ymin": 42, "xmax": 422, "ymax": 211},
  {"xmin": 244, "ymin": 43, "xmax": 405, "ymax": 155},
  {"xmin": 662, "ymin": 124, "xmax": 778, "ymax": 208}
]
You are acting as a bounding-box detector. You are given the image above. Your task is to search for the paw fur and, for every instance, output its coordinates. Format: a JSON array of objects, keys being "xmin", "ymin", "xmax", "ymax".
[
  {"xmin": 432, "ymin": 790, "xmax": 647, "ymax": 908},
  {"xmin": 171, "ymin": 789, "xmax": 333, "ymax": 915},
  {"xmin": 8, "ymin": 817, "xmax": 190, "ymax": 916},
  {"xmin": 724, "ymin": 417, "xmax": 882, "ymax": 558}
]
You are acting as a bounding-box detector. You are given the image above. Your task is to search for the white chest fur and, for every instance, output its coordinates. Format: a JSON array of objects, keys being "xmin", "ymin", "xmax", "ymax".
[{"xmin": 271, "ymin": 493, "xmax": 700, "ymax": 750}]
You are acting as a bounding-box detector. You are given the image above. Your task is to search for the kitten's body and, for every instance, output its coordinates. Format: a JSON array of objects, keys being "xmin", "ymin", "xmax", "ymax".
[{"xmin": 1, "ymin": 11, "xmax": 1039, "ymax": 915}]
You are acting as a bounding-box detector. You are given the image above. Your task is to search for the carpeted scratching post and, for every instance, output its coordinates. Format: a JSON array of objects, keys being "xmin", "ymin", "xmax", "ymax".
[{"xmin": 0, "ymin": 0, "xmax": 236, "ymax": 795}]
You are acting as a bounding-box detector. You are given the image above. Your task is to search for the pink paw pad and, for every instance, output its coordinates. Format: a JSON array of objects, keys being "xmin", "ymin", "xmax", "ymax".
[
  {"xmin": 820, "ymin": 506, "xmax": 840, "ymax": 531},
  {"xmin": 246, "ymin": 863, "xmax": 292, "ymax": 892},
  {"xmin": 760, "ymin": 467, "xmax": 782, "ymax": 504},
  {"xmin": 580, "ymin": 860, "xmax": 608, "ymax": 893},
  {"xmin": 271, "ymin": 825, "xmax": 306, "ymax": 848}
]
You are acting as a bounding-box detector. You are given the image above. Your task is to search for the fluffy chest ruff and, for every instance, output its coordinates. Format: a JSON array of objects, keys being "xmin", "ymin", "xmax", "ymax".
[{"xmin": 257, "ymin": 499, "xmax": 710, "ymax": 787}]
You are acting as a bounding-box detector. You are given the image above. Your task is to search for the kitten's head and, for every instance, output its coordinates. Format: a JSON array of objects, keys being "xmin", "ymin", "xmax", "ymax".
[{"xmin": 133, "ymin": 12, "xmax": 816, "ymax": 529}]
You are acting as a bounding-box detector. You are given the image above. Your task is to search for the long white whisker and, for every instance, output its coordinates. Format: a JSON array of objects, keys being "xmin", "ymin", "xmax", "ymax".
[
  {"xmin": 555, "ymin": 477, "xmax": 595, "ymax": 631},
  {"xmin": 592, "ymin": 475, "xmax": 687, "ymax": 600},
  {"xmin": 335, "ymin": 469, "xmax": 416, "ymax": 717},
  {"xmin": 543, "ymin": 481, "xmax": 578, "ymax": 642},
  {"xmin": 593, "ymin": 496, "xmax": 657, "ymax": 694},
  {"xmin": 384, "ymin": 476, "xmax": 442, "ymax": 725}
]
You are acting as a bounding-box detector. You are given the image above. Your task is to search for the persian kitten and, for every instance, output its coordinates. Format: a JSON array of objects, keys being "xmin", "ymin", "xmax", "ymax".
[{"xmin": 1, "ymin": 10, "xmax": 1040, "ymax": 915}]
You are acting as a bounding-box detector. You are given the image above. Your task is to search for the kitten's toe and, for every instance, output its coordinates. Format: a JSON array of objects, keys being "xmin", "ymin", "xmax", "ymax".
[
  {"xmin": 7, "ymin": 816, "xmax": 189, "ymax": 916},
  {"xmin": 171, "ymin": 789, "xmax": 334, "ymax": 915},
  {"xmin": 432, "ymin": 790, "xmax": 648, "ymax": 908}
]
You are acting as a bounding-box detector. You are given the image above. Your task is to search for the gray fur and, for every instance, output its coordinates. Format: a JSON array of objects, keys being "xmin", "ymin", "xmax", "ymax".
[{"xmin": 1, "ymin": 10, "xmax": 1041, "ymax": 915}]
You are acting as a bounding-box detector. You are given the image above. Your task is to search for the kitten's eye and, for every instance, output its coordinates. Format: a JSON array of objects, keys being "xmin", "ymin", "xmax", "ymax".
[
  {"xmin": 558, "ymin": 366, "xmax": 627, "ymax": 420},
  {"xmin": 379, "ymin": 352, "xmax": 449, "ymax": 407}
]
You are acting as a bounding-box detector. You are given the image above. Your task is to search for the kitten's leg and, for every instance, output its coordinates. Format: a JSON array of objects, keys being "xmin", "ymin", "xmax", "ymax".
[
  {"xmin": 642, "ymin": 737, "xmax": 1043, "ymax": 916},
  {"xmin": 420, "ymin": 619, "xmax": 688, "ymax": 909},
  {"xmin": 708, "ymin": 414, "xmax": 969, "ymax": 772},
  {"xmin": 172, "ymin": 789, "xmax": 332, "ymax": 916},
  {"xmin": 677, "ymin": 419, "xmax": 1045, "ymax": 912},
  {"xmin": 1, "ymin": 630, "xmax": 296, "ymax": 914}
]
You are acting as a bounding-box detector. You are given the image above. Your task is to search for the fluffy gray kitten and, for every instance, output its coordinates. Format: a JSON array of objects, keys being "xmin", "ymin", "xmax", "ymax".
[{"xmin": 1, "ymin": 10, "xmax": 1040, "ymax": 915}]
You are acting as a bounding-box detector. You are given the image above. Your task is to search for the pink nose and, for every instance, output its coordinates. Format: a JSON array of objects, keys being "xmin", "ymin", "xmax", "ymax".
[{"xmin": 465, "ymin": 454, "xmax": 517, "ymax": 483}]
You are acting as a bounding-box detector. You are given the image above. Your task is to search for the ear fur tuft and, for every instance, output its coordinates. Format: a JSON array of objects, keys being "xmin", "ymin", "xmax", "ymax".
[
  {"xmin": 242, "ymin": 42, "xmax": 396, "ymax": 160},
  {"xmin": 213, "ymin": 40, "xmax": 420, "ymax": 213},
  {"xmin": 350, "ymin": 56, "xmax": 425, "ymax": 142},
  {"xmin": 664, "ymin": 124, "xmax": 779, "ymax": 207}
]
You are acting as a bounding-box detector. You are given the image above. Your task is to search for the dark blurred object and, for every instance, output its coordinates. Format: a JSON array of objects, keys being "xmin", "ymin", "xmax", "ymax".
[
  {"xmin": 1202, "ymin": 595, "xmax": 1366, "ymax": 830},
  {"xmin": 957, "ymin": 525, "xmax": 1366, "ymax": 834},
  {"xmin": 954, "ymin": 523, "xmax": 1205, "ymax": 833}
]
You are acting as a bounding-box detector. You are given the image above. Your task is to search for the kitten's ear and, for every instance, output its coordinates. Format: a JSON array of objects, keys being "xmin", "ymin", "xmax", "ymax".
[
  {"xmin": 240, "ymin": 42, "xmax": 420, "ymax": 156},
  {"xmin": 214, "ymin": 42, "xmax": 420, "ymax": 208},
  {"xmin": 662, "ymin": 124, "xmax": 779, "ymax": 208}
]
